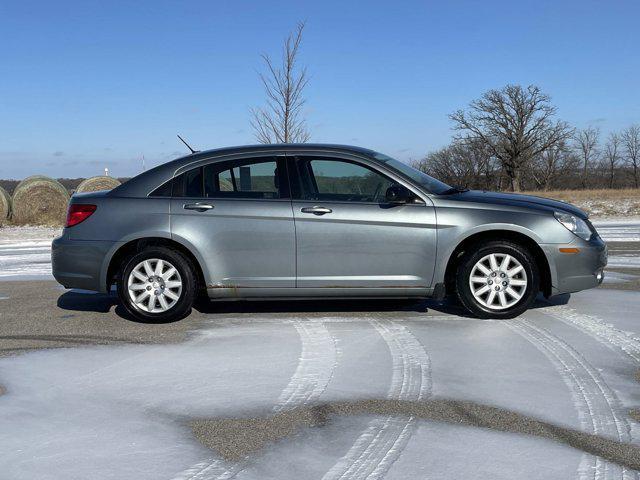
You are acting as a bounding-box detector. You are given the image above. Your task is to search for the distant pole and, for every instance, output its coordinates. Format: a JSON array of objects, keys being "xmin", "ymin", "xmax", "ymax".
[
  {"xmin": 142, "ymin": 154, "xmax": 146, "ymax": 172},
  {"xmin": 104, "ymin": 167, "xmax": 110, "ymax": 177}
]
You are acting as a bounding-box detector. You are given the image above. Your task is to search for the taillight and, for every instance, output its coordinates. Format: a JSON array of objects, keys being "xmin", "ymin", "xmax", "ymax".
[{"xmin": 66, "ymin": 204, "xmax": 97, "ymax": 227}]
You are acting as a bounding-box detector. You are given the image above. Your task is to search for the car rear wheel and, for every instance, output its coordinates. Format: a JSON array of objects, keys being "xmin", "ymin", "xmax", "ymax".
[
  {"xmin": 455, "ymin": 240, "xmax": 539, "ymax": 319},
  {"xmin": 118, "ymin": 247, "xmax": 196, "ymax": 322}
]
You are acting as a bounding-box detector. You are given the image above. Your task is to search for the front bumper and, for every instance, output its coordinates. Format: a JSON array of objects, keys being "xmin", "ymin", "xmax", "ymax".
[
  {"xmin": 542, "ymin": 235, "xmax": 607, "ymax": 296},
  {"xmin": 52, "ymin": 235, "xmax": 119, "ymax": 292}
]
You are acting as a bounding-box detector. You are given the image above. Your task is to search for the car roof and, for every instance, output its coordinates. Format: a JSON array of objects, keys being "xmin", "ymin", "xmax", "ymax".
[
  {"xmin": 176, "ymin": 143, "xmax": 376, "ymax": 163},
  {"xmin": 111, "ymin": 144, "xmax": 381, "ymax": 197}
]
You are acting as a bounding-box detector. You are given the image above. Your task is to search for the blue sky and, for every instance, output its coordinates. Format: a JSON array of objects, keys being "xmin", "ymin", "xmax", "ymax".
[{"xmin": 1, "ymin": 0, "xmax": 639, "ymax": 179}]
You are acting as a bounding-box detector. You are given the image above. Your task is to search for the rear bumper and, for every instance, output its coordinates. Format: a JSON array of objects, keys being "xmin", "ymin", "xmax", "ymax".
[
  {"xmin": 51, "ymin": 235, "xmax": 119, "ymax": 292},
  {"xmin": 542, "ymin": 236, "xmax": 607, "ymax": 296}
]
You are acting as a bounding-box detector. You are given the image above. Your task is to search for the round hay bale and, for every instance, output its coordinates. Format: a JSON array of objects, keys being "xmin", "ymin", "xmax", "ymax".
[
  {"xmin": 13, "ymin": 175, "xmax": 56, "ymax": 191},
  {"xmin": 0, "ymin": 186, "xmax": 11, "ymax": 223},
  {"xmin": 75, "ymin": 176, "xmax": 121, "ymax": 193},
  {"xmin": 12, "ymin": 175, "xmax": 70, "ymax": 226}
]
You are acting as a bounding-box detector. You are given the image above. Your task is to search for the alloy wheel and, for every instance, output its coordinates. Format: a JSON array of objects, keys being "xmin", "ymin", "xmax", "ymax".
[
  {"xmin": 468, "ymin": 253, "xmax": 528, "ymax": 310},
  {"xmin": 127, "ymin": 258, "xmax": 183, "ymax": 313}
]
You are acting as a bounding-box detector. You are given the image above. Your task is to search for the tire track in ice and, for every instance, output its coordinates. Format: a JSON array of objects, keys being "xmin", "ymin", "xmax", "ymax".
[
  {"xmin": 173, "ymin": 319, "xmax": 337, "ymax": 480},
  {"xmin": 321, "ymin": 320, "xmax": 431, "ymax": 480},
  {"xmin": 273, "ymin": 319, "xmax": 339, "ymax": 413},
  {"xmin": 542, "ymin": 305, "xmax": 640, "ymax": 363},
  {"xmin": 508, "ymin": 319, "xmax": 635, "ymax": 480}
]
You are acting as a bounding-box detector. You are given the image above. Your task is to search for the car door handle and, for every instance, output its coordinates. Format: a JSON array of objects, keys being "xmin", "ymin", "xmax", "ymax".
[
  {"xmin": 183, "ymin": 203, "xmax": 214, "ymax": 212},
  {"xmin": 300, "ymin": 206, "xmax": 332, "ymax": 215}
]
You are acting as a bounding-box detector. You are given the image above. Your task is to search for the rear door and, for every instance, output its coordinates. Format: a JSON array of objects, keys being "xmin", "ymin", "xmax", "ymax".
[
  {"xmin": 288, "ymin": 154, "xmax": 437, "ymax": 291},
  {"xmin": 170, "ymin": 155, "xmax": 295, "ymax": 289}
]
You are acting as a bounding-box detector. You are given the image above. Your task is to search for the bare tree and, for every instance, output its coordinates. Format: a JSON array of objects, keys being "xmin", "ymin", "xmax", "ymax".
[
  {"xmin": 603, "ymin": 132, "xmax": 621, "ymax": 188},
  {"xmin": 250, "ymin": 22, "xmax": 310, "ymax": 144},
  {"xmin": 414, "ymin": 139, "xmax": 497, "ymax": 190},
  {"xmin": 449, "ymin": 85, "xmax": 572, "ymax": 192},
  {"xmin": 621, "ymin": 125, "xmax": 640, "ymax": 188},
  {"xmin": 529, "ymin": 140, "xmax": 576, "ymax": 191},
  {"xmin": 573, "ymin": 126, "xmax": 600, "ymax": 188}
]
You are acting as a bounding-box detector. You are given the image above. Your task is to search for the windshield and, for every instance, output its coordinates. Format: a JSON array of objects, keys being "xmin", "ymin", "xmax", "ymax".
[{"xmin": 372, "ymin": 152, "xmax": 452, "ymax": 195}]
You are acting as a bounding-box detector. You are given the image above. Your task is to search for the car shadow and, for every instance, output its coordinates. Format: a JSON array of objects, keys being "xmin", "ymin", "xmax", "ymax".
[
  {"xmin": 195, "ymin": 293, "xmax": 570, "ymax": 317},
  {"xmin": 193, "ymin": 297, "xmax": 437, "ymax": 315},
  {"xmin": 57, "ymin": 289, "xmax": 118, "ymax": 313},
  {"xmin": 57, "ymin": 289, "xmax": 451, "ymax": 321},
  {"xmin": 56, "ymin": 289, "xmax": 572, "ymax": 323},
  {"xmin": 56, "ymin": 289, "xmax": 138, "ymax": 321},
  {"xmin": 403, "ymin": 293, "xmax": 571, "ymax": 318},
  {"xmin": 534, "ymin": 292, "xmax": 572, "ymax": 307}
]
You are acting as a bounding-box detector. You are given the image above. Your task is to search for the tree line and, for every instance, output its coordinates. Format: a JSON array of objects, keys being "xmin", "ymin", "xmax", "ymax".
[{"xmin": 414, "ymin": 84, "xmax": 640, "ymax": 192}]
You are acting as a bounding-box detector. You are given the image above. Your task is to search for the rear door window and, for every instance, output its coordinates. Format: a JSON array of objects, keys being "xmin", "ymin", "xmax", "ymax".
[
  {"xmin": 183, "ymin": 168, "xmax": 203, "ymax": 197},
  {"xmin": 204, "ymin": 159, "xmax": 280, "ymax": 199},
  {"xmin": 173, "ymin": 157, "xmax": 288, "ymax": 199}
]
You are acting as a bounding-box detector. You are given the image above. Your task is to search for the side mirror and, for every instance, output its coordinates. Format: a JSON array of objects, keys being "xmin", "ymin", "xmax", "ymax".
[{"xmin": 385, "ymin": 185, "xmax": 413, "ymax": 204}]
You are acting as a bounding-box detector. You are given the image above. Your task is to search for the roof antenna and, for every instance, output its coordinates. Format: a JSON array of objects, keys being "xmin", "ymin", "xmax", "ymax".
[{"xmin": 177, "ymin": 134, "xmax": 198, "ymax": 154}]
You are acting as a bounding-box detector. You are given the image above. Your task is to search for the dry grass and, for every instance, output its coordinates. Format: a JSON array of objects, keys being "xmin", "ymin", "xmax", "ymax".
[
  {"xmin": 521, "ymin": 188, "xmax": 640, "ymax": 202},
  {"xmin": 519, "ymin": 188, "xmax": 640, "ymax": 217}
]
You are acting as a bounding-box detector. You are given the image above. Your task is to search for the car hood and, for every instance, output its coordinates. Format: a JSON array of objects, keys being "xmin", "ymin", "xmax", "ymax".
[{"xmin": 447, "ymin": 190, "xmax": 588, "ymax": 218}]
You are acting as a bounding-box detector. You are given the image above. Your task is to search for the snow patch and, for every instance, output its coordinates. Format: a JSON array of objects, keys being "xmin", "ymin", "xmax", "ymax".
[
  {"xmin": 0, "ymin": 322, "xmax": 305, "ymax": 480},
  {"xmin": 607, "ymin": 255, "xmax": 640, "ymax": 269},
  {"xmin": 602, "ymin": 271, "xmax": 639, "ymax": 284},
  {"xmin": 507, "ymin": 319, "xmax": 632, "ymax": 480},
  {"xmin": 0, "ymin": 236, "xmax": 54, "ymax": 280},
  {"xmin": 593, "ymin": 220, "xmax": 640, "ymax": 242}
]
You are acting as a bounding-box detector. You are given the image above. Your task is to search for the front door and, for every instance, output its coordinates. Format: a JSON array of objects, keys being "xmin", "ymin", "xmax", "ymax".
[
  {"xmin": 289, "ymin": 155, "xmax": 437, "ymax": 292},
  {"xmin": 170, "ymin": 155, "xmax": 295, "ymax": 290}
]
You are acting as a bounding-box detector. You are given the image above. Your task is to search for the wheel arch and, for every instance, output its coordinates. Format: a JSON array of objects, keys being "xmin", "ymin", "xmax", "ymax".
[
  {"xmin": 443, "ymin": 230, "xmax": 552, "ymax": 298},
  {"xmin": 105, "ymin": 237, "xmax": 207, "ymax": 292}
]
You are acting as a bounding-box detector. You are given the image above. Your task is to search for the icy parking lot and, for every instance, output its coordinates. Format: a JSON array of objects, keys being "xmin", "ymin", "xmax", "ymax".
[
  {"xmin": 0, "ymin": 220, "xmax": 639, "ymax": 479},
  {"xmin": 0, "ymin": 289, "xmax": 639, "ymax": 480}
]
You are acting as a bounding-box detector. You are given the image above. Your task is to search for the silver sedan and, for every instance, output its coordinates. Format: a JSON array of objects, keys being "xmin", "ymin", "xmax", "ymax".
[{"xmin": 52, "ymin": 144, "xmax": 607, "ymax": 322}]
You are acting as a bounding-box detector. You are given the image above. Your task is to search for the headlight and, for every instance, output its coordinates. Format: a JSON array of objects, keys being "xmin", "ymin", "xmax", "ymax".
[{"xmin": 554, "ymin": 211, "xmax": 592, "ymax": 241}]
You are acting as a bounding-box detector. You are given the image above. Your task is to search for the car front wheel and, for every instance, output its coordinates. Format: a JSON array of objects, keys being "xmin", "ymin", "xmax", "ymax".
[
  {"xmin": 455, "ymin": 240, "xmax": 539, "ymax": 319},
  {"xmin": 118, "ymin": 247, "xmax": 196, "ymax": 322}
]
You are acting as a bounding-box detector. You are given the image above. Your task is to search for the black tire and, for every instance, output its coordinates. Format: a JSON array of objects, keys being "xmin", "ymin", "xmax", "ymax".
[
  {"xmin": 117, "ymin": 247, "xmax": 197, "ymax": 322},
  {"xmin": 455, "ymin": 240, "xmax": 539, "ymax": 319}
]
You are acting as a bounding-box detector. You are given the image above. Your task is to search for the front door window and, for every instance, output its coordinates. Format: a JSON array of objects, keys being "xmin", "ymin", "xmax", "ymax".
[{"xmin": 293, "ymin": 157, "xmax": 394, "ymax": 203}]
